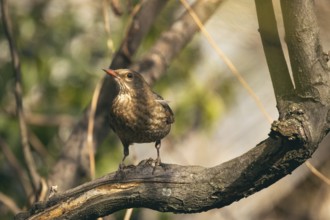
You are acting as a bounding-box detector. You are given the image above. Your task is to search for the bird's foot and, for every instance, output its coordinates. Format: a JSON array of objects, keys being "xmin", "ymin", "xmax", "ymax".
[
  {"xmin": 114, "ymin": 162, "xmax": 126, "ymax": 176},
  {"xmin": 152, "ymin": 157, "xmax": 163, "ymax": 174},
  {"xmin": 118, "ymin": 162, "xmax": 126, "ymax": 170},
  {"xmin": 155, "ymin": 156, "xmax": 162, "ymax": 166}
]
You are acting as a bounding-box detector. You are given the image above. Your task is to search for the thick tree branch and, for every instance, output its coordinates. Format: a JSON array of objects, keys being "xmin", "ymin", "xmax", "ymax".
[
  {"xmin": 278, "ymin": 0, "xmax": 330, "ymax": 144},
  {"xmin": 281, "ymin": 0, "xmax": 330, "ymax": 102},
  {"xmin": 255, "ymin": 0, "xmax": 294, "ymax": 104},
  {"xmin": 16, "ymin": 117, "xmax": 326, "ymax": 220}
]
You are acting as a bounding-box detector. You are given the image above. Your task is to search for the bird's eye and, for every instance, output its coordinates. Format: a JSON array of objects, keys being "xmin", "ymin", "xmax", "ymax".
[{"xmin": 126, "ymin": 72, "xmax": 133, "ymax": 79}]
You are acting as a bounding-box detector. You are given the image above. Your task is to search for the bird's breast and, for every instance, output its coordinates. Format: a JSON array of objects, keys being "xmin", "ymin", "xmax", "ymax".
[{"xmin": 110, "ymin": 93, "xmax": 171, "ymax": 142}]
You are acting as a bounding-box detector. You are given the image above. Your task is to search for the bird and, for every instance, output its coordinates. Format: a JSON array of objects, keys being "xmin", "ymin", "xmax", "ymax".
[{"xmin": 103, "ymin": 68, "xmax": 174, "ymax": 168}]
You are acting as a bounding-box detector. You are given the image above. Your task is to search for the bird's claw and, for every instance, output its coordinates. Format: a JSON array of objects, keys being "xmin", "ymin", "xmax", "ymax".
[
  {"xmin": 152, "ymin": 157, "xmax": 163, "ymax": 174},
  {"xmin": 155, "ymin": 157, "xmax": 161, "ymax": 166},
  {"xmin": 118, "ymin": 162, "xmax": 126, "ymax": 170}
]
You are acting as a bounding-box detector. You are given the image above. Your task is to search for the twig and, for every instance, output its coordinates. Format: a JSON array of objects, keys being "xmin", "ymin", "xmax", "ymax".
[
  {"xmin": 0, "ymin": 192, "xmax": 21, "ymax": 214},
  {"xmin": 102, "ymin": 0, "xmax": 115, "ymax": 54},
  {"xmin": 305, "ymin": 161, "xmax": 330, "ymax": 185},
  {"xmin": 0, "ymin": 0, "xmax": 41, "ymax": 196},
  {"xmin": 87, "ymin": 78, "xmax": 104, "ymax": 180},
  {"xmin": 123, "ymin": 208, "xmax": 133, "ymax": 220},
  {"xmin": 180, "ymin": 0, "xmax": 273, "ymax": 123},
  {"xmin": 28, "ymin": 131, "xmax": 49, "ymax": 160},
  {"xmin": 0, "ymin": 137, "xmax": 32, "ymax": 200}
]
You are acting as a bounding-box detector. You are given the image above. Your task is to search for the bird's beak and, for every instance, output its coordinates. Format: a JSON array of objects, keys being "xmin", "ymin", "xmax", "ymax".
[{"xmin": 103, "ymin": 69, "xmax": 118, "ymax": 78}]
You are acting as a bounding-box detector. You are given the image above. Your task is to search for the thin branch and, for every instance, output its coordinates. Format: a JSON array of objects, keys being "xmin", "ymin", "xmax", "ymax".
[
  {"xmin": 305, "ymin": 161, "xmax": 330, "ymax": 185},
  {"xmin": 281, "ymin": 0, "xmax": 330, "ymax": 101},
  {"xmin": 0, "ymin": 192, "xmax": 21, "ymax": 214},
  {"xmin": 28, "ymin": 131, "xmax": 49, "ymax": 160},
  {"xmin": 180, "ymin": 0, "xmax": 272, "ymax": 123},
  {"xmin": 87, "ymin": 78, "xmax": 104, "ymax": 180},
  {"xmin": 255, "ymin": 0, "xmax": 294, "ymax": 104},
  {"xmin": 0, "ymin": 137, "xmax": 32, "ymax": 201},
  {"xmin": 0, "ymin": 0, "xmax": 41, "ymax": 196},
  {"xmin": 123, "ymin": 208, "xmax": 134, "ymax": 220},
  {"xmin": 102, "ymin": 0, "xmax": 115, "ymax": 55}
]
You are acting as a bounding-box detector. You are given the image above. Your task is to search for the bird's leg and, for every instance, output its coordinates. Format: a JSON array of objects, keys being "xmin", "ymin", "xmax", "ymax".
[
  {"xmin": 154, "ymin": 140, "xmax": 161, "ymax": 166},
  {"xmin": 119, "ymin": 144, "xmax": 129, "ymax": 169}
]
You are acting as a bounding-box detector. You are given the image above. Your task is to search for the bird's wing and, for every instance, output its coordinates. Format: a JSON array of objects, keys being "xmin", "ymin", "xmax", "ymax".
[{"xmin": 153, "ymin": 92, "xmax": 175, "ymax": 124}]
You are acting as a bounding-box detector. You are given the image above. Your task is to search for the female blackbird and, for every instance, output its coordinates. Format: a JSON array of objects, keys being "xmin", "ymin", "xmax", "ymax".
[{"xmin": 103, "ymin": 69, "xmax": 174, "ymax": 167}]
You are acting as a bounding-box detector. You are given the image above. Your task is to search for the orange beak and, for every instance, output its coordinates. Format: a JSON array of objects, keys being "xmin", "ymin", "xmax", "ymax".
[{"xmin": 103, "ymin": 69, "xmax": 118, "ymax": 78}]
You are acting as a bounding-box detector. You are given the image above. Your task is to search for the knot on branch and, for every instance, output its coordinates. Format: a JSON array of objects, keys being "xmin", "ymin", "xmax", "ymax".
[{"xmin": 270, "ymin": 103, "xmax": 309, "ymax": 142}]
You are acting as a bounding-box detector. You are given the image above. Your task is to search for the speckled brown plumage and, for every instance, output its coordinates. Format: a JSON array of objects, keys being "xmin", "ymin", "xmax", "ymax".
[{"xmin": 103, "ymin": 69, "xmax": 174, "ymax": 167}]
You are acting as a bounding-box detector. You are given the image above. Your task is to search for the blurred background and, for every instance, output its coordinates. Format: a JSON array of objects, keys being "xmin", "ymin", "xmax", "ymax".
[{"xmin": 1, "ymin": 0, "xmax": 329, "ymax": 219}]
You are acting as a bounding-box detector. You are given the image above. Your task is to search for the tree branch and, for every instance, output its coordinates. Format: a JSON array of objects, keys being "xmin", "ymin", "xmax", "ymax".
[
  {"xmin": 17, "ymin": 122, "xmax": 326, "ymax": 219},
  {"xmin": 255, "ymin": 0, "xmax": 294, "ymax": 104},
  {"xmin": 0, "ymin": 192, "xmax": 21, "ymax": 214},
  {"xmin": 281, "ymin": 0, "xmax": 330, "ymax": 102},
  {"xmin": 0, "ymin": 137, "xmax": 32, "ymax": 202}
]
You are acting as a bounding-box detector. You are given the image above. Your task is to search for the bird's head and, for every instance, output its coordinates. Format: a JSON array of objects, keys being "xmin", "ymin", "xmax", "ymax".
[{"xmin": 103, "ymin": 69, "xmax": 147, "ymax": 94}]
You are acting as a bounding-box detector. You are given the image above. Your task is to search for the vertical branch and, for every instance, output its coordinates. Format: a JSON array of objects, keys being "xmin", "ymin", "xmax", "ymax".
[
  {"xmin": 255, "ymin": 0, "xmax": 294, "ymax": 105},
  {"xmin": 86, "ymin": 78, "xmax": 104, "ymax": 180},
  {"xmin": 281, "ymin": 0, "xmax": 330, "ymax": 101},
  {"xmin": 0, "ymin": 0, "xmax": 41, "ymax": 196}
]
